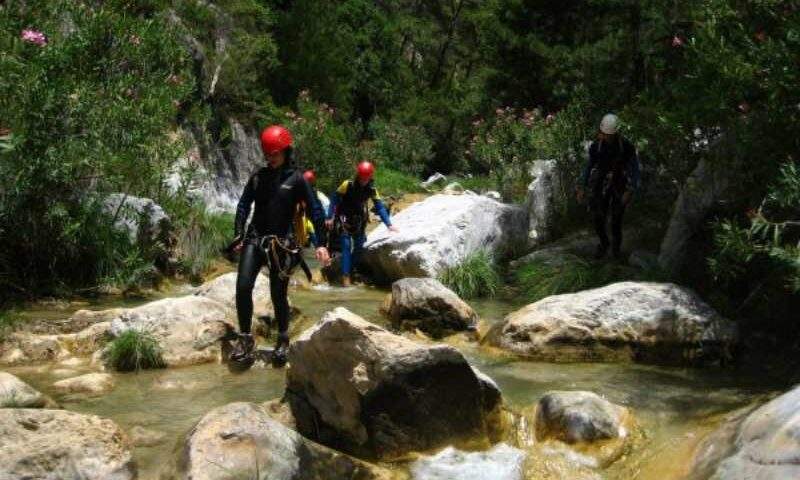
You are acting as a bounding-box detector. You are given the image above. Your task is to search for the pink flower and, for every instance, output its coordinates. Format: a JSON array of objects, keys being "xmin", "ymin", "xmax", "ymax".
[
  {"xmin": 737, "ymin": 102, "xmax": 751, "ymax": 114},
  {"xmin": 754, "ymin": 31, "xmax": 767, "ymax": 42},
  {"xmin": 167, "ymin": 74, "xmax": 182, "ymax": 85},
  {"xmin": 495, "ymin": 108, "xmax": 504, "ymax": 116},
  {"xmin": 21, "ymin": 29, "xmax": 47, "ymax": 46},
  {"xmin": 671, "ymin": 35, "xmax": 684, "ymax": 47},
  {"xmin": 545, "ymin": 114, "xmax": 555, "ymax": 123},
  {"xmin": 130, "ymin": 34, "xmax": 142, "ymax": 46}
]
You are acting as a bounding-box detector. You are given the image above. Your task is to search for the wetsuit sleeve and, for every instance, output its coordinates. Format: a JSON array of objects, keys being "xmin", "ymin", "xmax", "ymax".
[
  {"xmin": 627, "ymin": 149, "xmax": 641, "ymax": 192},
  {"xmin": 234, "ymin": 175, "xmax": 255, "ymax": 237},
  {"xmin": 580, "ymin": 144, "xmax": 597, "ymax": 189},
  {"xmin": 300, "ymin": 175, "xmax": 327, "ymax": 247},
  {"xmin": 371, "ymin": 189, "xmax": 392, "ymax": 227}
]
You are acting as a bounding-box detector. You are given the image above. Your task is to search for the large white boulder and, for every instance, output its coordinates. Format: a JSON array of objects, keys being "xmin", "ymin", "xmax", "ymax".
[
  {"xmin": 361, "ymin": 194, "xmax": 526, "ymax": 283},
  {"xmin": 410, "ymin": 443, "xmax": 526, "ymax": 480},
  {"xmin": 0, "ymin": 409, "xmax": 135, "ymax": 480},
  {"xmin": 286, "ymin": 307, "xmax": 504, "ymax": 459},
  {"xmin": 690, "ymin": 385, "xmax": 800, "ymax": 480},
  {"xmin": 107, "ymin": 295, "xmax": 234, "ymax": 367},
  {"xmin": 484, "ymin": 282, "xmax": 736, "ymax": 365},
  {"xmin": 172, "ymin": 401, "xmax": 392, "ymax": 480},
  {"xmin": 524, "ymin": 160, "xmax": 561, "ymax": 248},
  {"xmin": 0, "ymin": 372, "xmax": 54, "ymax": 408},
  {"xmin": 386, "ymin": 277, "xmax": 478, "ymax": 337}
]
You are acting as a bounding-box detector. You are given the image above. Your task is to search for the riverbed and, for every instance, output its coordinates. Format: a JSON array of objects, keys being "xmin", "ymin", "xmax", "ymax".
[{"xmin": 5, "ymin": 282, "xmax": 780, "ymax": 479}]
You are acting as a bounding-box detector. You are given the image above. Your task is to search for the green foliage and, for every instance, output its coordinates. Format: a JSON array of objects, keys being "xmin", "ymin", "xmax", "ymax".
[
  {"xmin": 365, "ymin": 118, "xmax": 433, "ymax": 177},
  {"xmin": 172, "ymin": 205, "xmax": 232, "ymax": 283},
  {"xmin": 104, "ymin": 329, "xmax": 166, "ymax": 372},
  {"xmin": 0, "ymin": 1, "xmax": 191, "ymax": 300},
  {"xmin": 438, "ymin": 250, "xmax": 500, "ymax": 299},
  {"xmin": 0, "ymin": 310, "xmax": 20, "ymax": 341},
  {"xmin": 374, "ymin": 168, "xmax": 424, "ymax": 198},
  {"xmin": 514, "ymin": 254, "xmax": 667, "ymax": 303}
]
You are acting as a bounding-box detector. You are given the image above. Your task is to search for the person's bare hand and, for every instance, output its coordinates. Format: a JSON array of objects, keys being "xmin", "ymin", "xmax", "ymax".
[
  {"xmin": 233, "ymin": 241, "xmax": 244, "ymax": 253},
  {"xmin": 388, "ymin": 225, "xmax": 399, "ymax": 233},
  {"xmin": 316, "ymin": 247, "xmax": 331, "ymax": 266}
]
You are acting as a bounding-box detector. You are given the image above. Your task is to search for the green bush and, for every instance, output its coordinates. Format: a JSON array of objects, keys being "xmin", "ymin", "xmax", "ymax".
[
  {"xmin": 438, "ymin": 250, "xmax": 500, "ymax": 299},
  {"xmin": 365, "ymin": 117, "xmax": 433, "ymax": 176},
  {"xmin": 374, "ymin": 168, "xmax": 423, "ymax": 198},
  {"xmin": 105, "ymin": 329, "xmax": 166, "ymax": 372},
  {"xmin": 172, "ymin": 206, "xmax": 232, "ymax": 283},
  {"xmin": 514, "ymin": 254, "xmax": 667, "ymax": 303}
]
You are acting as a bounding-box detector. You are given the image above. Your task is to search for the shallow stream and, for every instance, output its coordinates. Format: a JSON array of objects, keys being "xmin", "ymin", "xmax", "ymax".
[{"xmin": 6, "ymin": 283, "xmax": 781, "ymax": 479}]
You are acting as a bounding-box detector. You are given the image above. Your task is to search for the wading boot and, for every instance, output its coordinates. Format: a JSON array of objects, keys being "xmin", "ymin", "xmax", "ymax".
[
  {"xmin": 271, "ymin": 332, "xmax": 290, "ymax": 368},
  {"xmin": 342, "ymin": 275, "xmax": 352, "ymax": 287},
  {"xmin": 228, "ymin": 333, "xmax": 255, "ymax": 372}
]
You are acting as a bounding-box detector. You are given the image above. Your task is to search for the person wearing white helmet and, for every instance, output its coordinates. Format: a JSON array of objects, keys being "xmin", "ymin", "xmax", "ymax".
[{"xmin": 576, "ymin": 113, "xmax": 641, "ymax": 259}]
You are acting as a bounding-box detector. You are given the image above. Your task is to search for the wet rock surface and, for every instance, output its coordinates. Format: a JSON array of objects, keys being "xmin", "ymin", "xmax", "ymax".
[
  {"xmin": 172, "ymin": 401, "xmax": 393, "ymax": 480},
  {"xmin": 287, "ymin": 307, "xmax": 504, "ymax": 459},
  {"xmin": 53, "ymin": 372, "xmax": 115, "ymax": 396},
  {"xmin": 485, "ymin": 282, "xmax": 736, "ymax": 365},
  {"xmin": 689, "ymin": 384, "xmax": 800, "ymax": 480},
  {"xmin": 0, "ymin": 408, "xmax": 135, "ymax": 480},
  {"xmin": 386, "ymin": 277, "xmax": 478, "ymax": 337},
  {"xmin": 0, "ymin": 371, "xmax": 55, "ymax": 408}
]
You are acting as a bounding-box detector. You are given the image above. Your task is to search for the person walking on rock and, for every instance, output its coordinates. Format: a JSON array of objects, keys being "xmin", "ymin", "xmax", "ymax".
[
  {"xmin": 576, "ymin": 114, "xmax": 641, "ymax": 259},
  {"xmin": 325, "ymin": 161, "xmax": 397, "ymax": 287},
  {"xmin": 230, "ymin": 125, "xmax": 330, "ymax": 368}
]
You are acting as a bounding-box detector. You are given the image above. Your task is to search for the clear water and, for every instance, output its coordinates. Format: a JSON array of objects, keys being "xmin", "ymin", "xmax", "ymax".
[{"xmin": 6, "ymin": 283, "xmax": 781, "ymax": 480}]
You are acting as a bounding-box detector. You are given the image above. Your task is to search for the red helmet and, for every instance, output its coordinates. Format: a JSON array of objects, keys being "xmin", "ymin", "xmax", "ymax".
[
  {"xmin": 260, "ymin": 125, "xmax": 293, "ymax": 155},
  {"xmin": 356, "ymin": 161, "xmax": 375, "ymax": 181},
  {"xmin": 303, "ymin": 169, "xmax": 316, "ymax": 184}
]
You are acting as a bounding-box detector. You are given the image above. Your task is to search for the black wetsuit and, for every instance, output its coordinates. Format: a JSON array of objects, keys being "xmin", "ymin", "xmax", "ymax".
[
  {"xmin": 234, "ymin": 164, "xmax": 326, "ymax": 336},
  {"xmin": 581, "ymin": 136, "xmax": 641, "ymax": 255}
]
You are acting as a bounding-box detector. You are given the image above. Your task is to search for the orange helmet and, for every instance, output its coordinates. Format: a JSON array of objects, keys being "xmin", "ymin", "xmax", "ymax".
[
  {"xmin": 356, "ymin": 161, "xmax": 375, "ymax": 181},
  {"xmin": 303, "ymin": 169, "xmax": 316, "ymax": 184}
]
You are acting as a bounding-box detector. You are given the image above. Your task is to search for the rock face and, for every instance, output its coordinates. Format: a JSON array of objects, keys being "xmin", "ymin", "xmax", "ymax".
[
  {"xmin": 689, "ymin": 385, "xmax": 800, "ymax": 480},
  {"xmin": 287, "ymin": 307, "xmax": 503, "ymax": 459},
  {"xmin": 484, "ymin": 282, "xmax": 736, "ymax": 365},
  {"xmin": 0, "ymin": 409, "xmax": 135, "ymax": 480},
  {"xmin": 174, "ymin": 401, "xmax": 392, "ymax": 480},
  {"xmin": 524, "ymin": 160, "xmax": 561, "ymax": 248},
  {"xmin": 54, "ymin": 372, "xmax": 115, "ymax": 396},
  {"xmin": 0, "ymin": 372, "xmax": 53, "ymax": 408},
  {"xmin": 194, "ymin": 271, "xmax": 274, "ymax": 319},
  {"xmin": 659, "ymin": 158, "xmax": 734, "ymax": 277},
  {"xmin": 535, "ymin": 391, "xmax": 629, "ymax": 443},
  {"xmin": 0, "ymin": 332, "xmax": 69, "ymax": 365},
  {"xmin": 171, "ymin": 119, "xmax": 265, "ymax": 213},
  {"xmin": 362, "ymin": 194, "xmax": 526, "ymax": 283},
  {"xmin": 387, "ymin": 277, "xmax": 478, "ymax": 337},
  {"xmin": 108, "ymin": 295, "xmax": 234, "ymax": 367},
  {"xmin": 410, "ymin": 443, "xmax": 526, "ymax": 480},
  {"xmin": 103, "ymin": 193, "xmax": 171, "ymax": 243},
  {"xmin": 421, "ymin": 172, "xmax": 447, "ymax": 189}
]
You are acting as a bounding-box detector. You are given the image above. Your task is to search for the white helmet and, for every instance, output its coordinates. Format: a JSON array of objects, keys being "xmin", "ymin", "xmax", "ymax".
[{"xmin": 599, "ymin": 113, "xmax": 619, "ymax": 135}]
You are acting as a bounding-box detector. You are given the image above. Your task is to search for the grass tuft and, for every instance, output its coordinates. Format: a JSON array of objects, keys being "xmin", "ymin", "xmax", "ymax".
[
  {"xmin": 105, "ymin": 329, "xmax": 166, "ymax": 372},
  {"xmin": 438, "ymin": 250, "xmax": 501, "ymax": 299},
  {"xmin": 514, "ymin": 253, "xmax": 668, "ymax": 303}
]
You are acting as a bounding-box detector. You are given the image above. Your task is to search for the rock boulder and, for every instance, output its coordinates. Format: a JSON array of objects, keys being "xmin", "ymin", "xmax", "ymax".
[
  {"xmin": 173, "ymin": 401, "xmax": 392, "ymax": 480},
  {"xmin": 53, "ymin": 372, "xmax": 115, "ymax": 396},
  {"xmin": 386, "ymin": 277, "xmax": 478, "ymax": 337},
  {"xmin": 535, "ymin": 391, "xmax": 629, "ymax": 443},
  {"xmin": 0, "ymin": 372, "xmax": 54, "ymax": 408},
  {"xmin": 689, "ymin": 385, "xmax": 800, "ymax": 480},
  {"xmin": 287, "ymin": 307, "xmax": 504, "ymax": 459},
  {"xmin": 0, "ymin": 409, "xmax": 135, "ymax": 479},
  {"xmin": 107, "ymin": 295, "xmax": 234, "ymax": 367},
  {"xmin": 362, "ymin": 194, "xmax": 526, "ymax": 283},
  {"xmin": 484, "ymin": 282, "xmax": 736, "ymax": 365},
  {"xmin": 524, "ymin": 160, "xmax": 561, "ymax": 248}
]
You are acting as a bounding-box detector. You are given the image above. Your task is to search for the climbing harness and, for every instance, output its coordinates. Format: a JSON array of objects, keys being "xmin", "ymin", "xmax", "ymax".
[{"xmin": 252, "ymin": 234, "xmax": 313, "ymax": 282}]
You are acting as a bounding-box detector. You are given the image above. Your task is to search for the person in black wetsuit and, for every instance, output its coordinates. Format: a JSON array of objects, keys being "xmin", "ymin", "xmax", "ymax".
[
  {"xmin": 230, "ymin": 125, "xmax": 330, "ymax": 367},
  {"xmin": 577, "ymin": 113, "xmax": 641, "ymax": 259}
]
